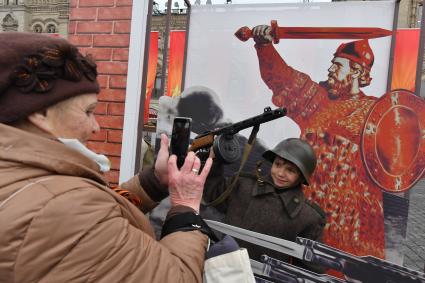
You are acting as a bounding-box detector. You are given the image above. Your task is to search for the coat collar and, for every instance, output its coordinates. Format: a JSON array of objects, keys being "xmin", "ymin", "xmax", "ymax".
[
  {"xmin": 252, "ymin": 174, "xmax": 305, "ymax": 219},
  {"xmin": 0, "ymin": 123, "xmax": 107, "ymax": 187}
]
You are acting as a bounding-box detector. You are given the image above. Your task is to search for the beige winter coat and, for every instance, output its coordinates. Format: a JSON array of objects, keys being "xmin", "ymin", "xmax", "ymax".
[{"xmin": 0, "ymin": 123, "xmax": 208, "ymax": 283}]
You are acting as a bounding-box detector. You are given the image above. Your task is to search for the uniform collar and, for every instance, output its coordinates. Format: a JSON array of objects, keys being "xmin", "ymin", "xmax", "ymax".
[{"xmin": 252, "ymin": 174, "xmax": 305, "ymax": 219}]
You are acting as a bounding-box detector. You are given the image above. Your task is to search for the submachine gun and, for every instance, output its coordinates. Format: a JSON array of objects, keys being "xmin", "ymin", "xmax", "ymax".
[
  {"xmin": 205, "ymin": 220, "xmax": 425, "ymax": 283},
  {"xmin": 189, "ymin": 107, "xmax": 287, "ymax": 163}
]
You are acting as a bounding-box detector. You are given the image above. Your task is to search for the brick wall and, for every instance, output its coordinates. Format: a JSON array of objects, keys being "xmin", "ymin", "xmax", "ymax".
[{"xmin": 69, "ymin": 0, "xmax": 133, "ymax": 185}]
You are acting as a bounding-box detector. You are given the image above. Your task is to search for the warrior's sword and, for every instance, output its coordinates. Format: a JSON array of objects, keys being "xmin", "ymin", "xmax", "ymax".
[{"xmin": 235, "ymin": 20, "xmax": 393, "ymax": 43}]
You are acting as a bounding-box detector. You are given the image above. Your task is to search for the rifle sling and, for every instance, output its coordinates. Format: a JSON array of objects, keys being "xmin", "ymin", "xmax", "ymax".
[{"xmin": 203, "ymin": 125, "xmax": 260, "ymax": 207}]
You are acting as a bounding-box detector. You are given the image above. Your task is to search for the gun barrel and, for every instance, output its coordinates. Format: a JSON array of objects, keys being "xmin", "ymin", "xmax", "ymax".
[
  {"xmin": 196, "ymin": 107, "xmax": 287, "ymax": 139},
  {"xmin": 189, "ymin": 107, "xmax": 286, "ymax": 154},
  {"xmin": 222, "ymin": 107, "xmax": 286, "ymax": 136}
]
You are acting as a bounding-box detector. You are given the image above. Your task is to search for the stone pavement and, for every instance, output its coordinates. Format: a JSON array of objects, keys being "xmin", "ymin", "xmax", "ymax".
[{"xmin": 403, "ymin": 178, "xmax": 425, "ymax": 272}]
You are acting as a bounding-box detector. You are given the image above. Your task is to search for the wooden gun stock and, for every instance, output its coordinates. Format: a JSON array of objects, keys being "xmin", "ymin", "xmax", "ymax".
[{"xmin": 189, "ymin": 135, "xmax": 215, "ymax": 152}]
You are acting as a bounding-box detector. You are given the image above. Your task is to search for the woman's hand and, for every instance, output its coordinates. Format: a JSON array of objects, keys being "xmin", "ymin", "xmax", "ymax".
[
  {"xmin": 154, "ymin": 133, "xmax": 170, "ymax": 185},
  {"xmin": 168, "ymin": 151, "xmax": 213, "ymax": 213}
]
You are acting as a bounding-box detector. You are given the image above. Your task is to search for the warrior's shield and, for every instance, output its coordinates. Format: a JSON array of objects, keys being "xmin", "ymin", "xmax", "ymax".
[{"xmin": 361, "ymin": 90, "xmax": 425, "ymax": 192}]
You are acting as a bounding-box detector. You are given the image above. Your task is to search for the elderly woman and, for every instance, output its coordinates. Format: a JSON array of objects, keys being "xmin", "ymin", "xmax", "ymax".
[{"xmin": 0, "ymin": 32, "xmax": 213, "ymax": 282}]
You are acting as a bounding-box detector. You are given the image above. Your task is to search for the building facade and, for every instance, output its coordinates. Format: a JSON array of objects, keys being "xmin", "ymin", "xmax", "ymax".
[
  {"xmin": 398, "ymin": 0, "xmax": 423, "ymax": 28},
  {"xmin": 0, "ymin": 0, "xmax": 69, "ymax": 36}
]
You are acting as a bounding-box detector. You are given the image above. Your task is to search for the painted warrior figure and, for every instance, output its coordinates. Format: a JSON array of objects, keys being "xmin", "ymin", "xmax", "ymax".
[{"xmin": 251, "ymin": 25, "xmax": 384, "ymax": 258}]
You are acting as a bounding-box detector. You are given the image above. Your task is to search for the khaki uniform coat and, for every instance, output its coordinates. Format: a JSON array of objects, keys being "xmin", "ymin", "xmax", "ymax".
[
  {"xmin": 203, "ymin": 161, "xmax": 326, "ymax": 263},
  {"xmin": 0, "ymin": 124, "xmax": 207, "ymax": 283}
]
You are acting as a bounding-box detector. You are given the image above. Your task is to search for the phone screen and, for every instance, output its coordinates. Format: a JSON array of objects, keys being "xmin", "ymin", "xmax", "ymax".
[{"xmin": 171, "ymin": 117, "xmax": 192, "ymax": 168}]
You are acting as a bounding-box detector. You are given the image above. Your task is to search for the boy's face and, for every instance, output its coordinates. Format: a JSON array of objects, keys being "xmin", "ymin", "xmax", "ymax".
[{"xmin": 270, "ymin": 156, "xmax": 303, "ymax": 189}]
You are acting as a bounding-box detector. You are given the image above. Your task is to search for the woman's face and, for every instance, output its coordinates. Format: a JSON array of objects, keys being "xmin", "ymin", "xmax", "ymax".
[
  {"xmin": 270, "ymin": 156, "xmax": 303, "ymax": 189},
  {"xmin": 45, "ymin": 93, "xmax": 100, "ymax": 144}
]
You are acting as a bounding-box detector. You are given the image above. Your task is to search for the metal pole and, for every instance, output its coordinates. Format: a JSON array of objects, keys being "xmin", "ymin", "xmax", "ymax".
[
  {"xmin": 386, "ymin": 0, "xmax": 400, "ymax": 92},
  {"xmin": 181, "ymin": 0, "xmax": 192, "ymax": 90},
  {"xmin": 160, "ymin": 0, "xmax": 173, "ymax": 96},
  {"xmin": 415, "ymin": 0, "xmax": 425, "ymax": 97},
  {"xmin": 134, "ymin": 0, "xmax": 154, "ymax": 175}
]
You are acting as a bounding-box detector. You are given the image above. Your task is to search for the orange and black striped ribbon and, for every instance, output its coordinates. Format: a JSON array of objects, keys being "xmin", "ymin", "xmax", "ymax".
[{"xmin": 111, "ymin": 186, "xmax": 142, "ymax": 207}]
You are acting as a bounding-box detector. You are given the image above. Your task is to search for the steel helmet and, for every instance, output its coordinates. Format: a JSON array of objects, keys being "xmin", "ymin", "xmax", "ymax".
[{"xmin": 262, "ymin": 138, "xmax": 317, "ymax": 185}]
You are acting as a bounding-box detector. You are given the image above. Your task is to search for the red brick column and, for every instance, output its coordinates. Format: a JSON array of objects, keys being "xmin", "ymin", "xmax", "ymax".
[{"xmin": 69, "ymin": 0, "xmax": 133, "ymax": 184}]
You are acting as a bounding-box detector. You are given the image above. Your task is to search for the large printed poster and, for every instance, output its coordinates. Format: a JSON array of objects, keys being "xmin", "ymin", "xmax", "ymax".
[{"xmin": 182, "ymin": 1, "xmax": 396, "ymax": 259}]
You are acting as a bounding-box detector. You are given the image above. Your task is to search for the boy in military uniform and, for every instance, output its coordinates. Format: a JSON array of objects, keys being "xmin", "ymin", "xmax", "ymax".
[{"xmin": 202, "ymin": 138, "xmax": 326, "ymax": 270}]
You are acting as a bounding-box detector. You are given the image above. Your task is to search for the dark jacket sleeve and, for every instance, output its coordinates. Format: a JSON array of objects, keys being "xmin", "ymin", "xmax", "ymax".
[
  {"xmin": 202, "ymin": 159, "xmax": 235, "ymax": 213},
  {"xmin": 294, "ymin": 205, "xmax": 327, "ymax": 273},
  {"xmin": 299, "ymin": 201, "xmax": 326, "ymax": 242},
  {"xmin": 119, "ymin": 167, "xmax": 169, "ymax": 213},
  {"xmin": 299, "ymin": 218, "xmax": 325, "ymax": 243}
]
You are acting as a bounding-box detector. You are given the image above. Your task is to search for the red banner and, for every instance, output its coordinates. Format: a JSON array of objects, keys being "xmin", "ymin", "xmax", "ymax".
[
  {"xmin": 145, "ymin": 31, "xmax": 159, "ymax": 123},
  {"xmin": 167, "ymin": 31, "xmax": 186, "ymax": 97},
  {"xmin": 391, "ymin": 29, "xmax": 420, "ymax": 91}
]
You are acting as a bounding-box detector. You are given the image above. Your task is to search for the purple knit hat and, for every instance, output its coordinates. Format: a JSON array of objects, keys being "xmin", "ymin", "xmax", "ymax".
[{"xmin": 0, "ymin": 32, "xmax": 100, "ymax": 124}]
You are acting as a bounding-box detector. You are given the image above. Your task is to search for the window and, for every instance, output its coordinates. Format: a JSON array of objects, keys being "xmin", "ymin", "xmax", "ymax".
[
  {"xmin": 47, "ymin": 24, "xmax": 56, "ymax": 33},
  {"xmin": 33, "ymin": 24, "xmax": 42, "ymax": 33}
]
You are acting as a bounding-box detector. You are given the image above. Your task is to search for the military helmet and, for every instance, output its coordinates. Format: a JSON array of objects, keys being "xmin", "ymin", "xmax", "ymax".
[{"xmin": 262, "ymin": 138, "xmax": 317, "ymax": 185}]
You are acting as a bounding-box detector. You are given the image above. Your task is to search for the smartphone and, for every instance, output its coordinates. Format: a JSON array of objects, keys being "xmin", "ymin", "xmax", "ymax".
[{"xmin": 170, "ymin": 117, "xmax": 192, "ymax": 168}]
